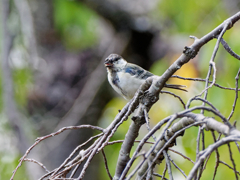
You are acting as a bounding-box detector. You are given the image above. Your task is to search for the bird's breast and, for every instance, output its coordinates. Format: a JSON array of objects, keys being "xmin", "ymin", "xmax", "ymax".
[{"xmin": 116, "ymin": 71, "xmax": 144, "ymax": 99}]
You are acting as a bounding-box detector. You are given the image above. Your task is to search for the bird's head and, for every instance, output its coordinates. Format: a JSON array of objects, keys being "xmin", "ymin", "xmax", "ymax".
[{"xmin": 104, "ymin": 54, "xmax": 127, "ymax": 70}]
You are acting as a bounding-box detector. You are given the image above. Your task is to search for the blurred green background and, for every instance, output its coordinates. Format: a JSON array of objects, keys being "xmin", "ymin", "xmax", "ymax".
[{"xmin": 1, "ymin": 0, "xmax": 240, "ymax": 179}]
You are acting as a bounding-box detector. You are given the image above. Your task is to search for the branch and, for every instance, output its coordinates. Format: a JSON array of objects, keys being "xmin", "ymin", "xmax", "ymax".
[
  {"xmin": 163, "ymin": 150, "xmax": 173, "ymax": 180},
  {"xmin": 200, "ymin": 21, "xmax": 229, "ymax": 107},
  {"xmin": 220, "ymin": 38, "xmax": 240, "ymax": 60},
  {"xmin": 172, "ymin": 75, "xmax": 240, "ymax": 91},
  {"xmin": 132, "ymin": 11, "xmax": 240, "ymax": 140},
  {"xmin": 114, "ymin": 121, "xmax": 142, "ymax": 180},
  {"xmin": 227, "ymin": 68, "xmax": 240, "ymax": 120},
  {"xmin": 125, "ymin": 106, "xmax": 240, "ymax": 179},
  {"xmin": 187, "ymin": 136, "xmax": 240, "ymax": 180},
  {"xmin": 102, "ymin": 150, "xmax": 113, "ymax": 180}
]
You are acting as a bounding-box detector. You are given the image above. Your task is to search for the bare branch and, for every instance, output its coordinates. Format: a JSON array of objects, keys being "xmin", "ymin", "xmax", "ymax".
[
  {"xmin": 200, "ymin": 22, "xmax": 229, "ymax": 104},
  {"xmin": 52, "ymin": 133, "xmax": 103, "ymax": 177},
  {"xmin": 144, "ymin": 108, "xmax": 157, "ymax": 141},
  {"xmin": 187, "ymin": 136, "xmax": 240, "ymax": 180},
  {"xmin": 168, "ymin": 148, "xmax": 194, "ymax": 164},
  {"xmin": 211, "ymin": 131, "xmax": 220, "ymax": 180},
  {"xmin": 153, "ymin": 172, "xmax": 168, "ymax": 180},
  {"xmin": 227, "ymin": 68, "xmax": 240, "ymax": 120},
  {"xmin": 102, "ymin": 150, "xmax": 113, "ymax": 180},
  {"xmin": 186, "ymin": 97, "xmax": 219, "ymax": 111},
  {"xmin": 161, "ymin": 90, "xmax": 186, "ymax": 109},
  {"xmin": 172, "ymin": 75, "xmax": 240, "ymax": 91},
  {"xmin": 161, "ymin": 165, "xmax": 168, "ymax": 180},
  {"xmin": 114, "ymin": 120, "xmax": 142, "ymax": 179},
  {"xmin": 219, "ymin": 161, "xmax": 240, "ymax": 176},
  {"xmin": 220, "ymin": 38, "xmax": 240, "ymax": 60},
  {"xmin": 227, "ymin": 143, "xmax": 238, "ymax": 180},
  {"xmin": 23, "ymin": 158, "xmax": 49, "ymax": 173},
  {"xmin": 163, "ymin": 151, "xmax": 173, "ymax": 180},
  {"xmin": 168, "ymin": 154, "xmax": 187, "ymax": 178},
  {"xmin": 196, "ymin": 127, "xmax": 206, "ymax": 180}
]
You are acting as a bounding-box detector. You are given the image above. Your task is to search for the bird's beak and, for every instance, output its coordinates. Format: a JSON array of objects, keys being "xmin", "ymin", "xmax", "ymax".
[{"xmin": 104, "ymin": 59, "xmax": 113, "ymax": 67}]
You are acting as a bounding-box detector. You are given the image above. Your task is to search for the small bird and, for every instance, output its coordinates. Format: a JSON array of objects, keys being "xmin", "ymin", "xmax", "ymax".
[{"xmin": 105, "ymin": 54, "xmax": 186, "ymax": 100}]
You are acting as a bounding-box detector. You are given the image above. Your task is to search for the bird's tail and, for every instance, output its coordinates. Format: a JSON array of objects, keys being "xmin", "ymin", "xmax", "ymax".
[{"xmin": 165, "ymin": 84, "xmax": 187, "ymax": 92}]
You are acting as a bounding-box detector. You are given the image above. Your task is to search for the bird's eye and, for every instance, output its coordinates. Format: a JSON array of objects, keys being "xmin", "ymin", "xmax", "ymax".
[{"xmin": 113, "ymin": 57, "xmax": 120, "ymax": 62}]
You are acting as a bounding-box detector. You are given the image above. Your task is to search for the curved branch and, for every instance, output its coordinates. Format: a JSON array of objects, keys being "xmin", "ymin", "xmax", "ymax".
[{"xmin": 186, "ymin": 136, "xmax": 240, "ymax": 180}]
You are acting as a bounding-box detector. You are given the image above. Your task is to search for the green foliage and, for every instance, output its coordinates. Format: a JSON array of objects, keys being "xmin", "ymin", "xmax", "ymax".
[
  {"xmin": 0, "ymin": 154, "xmax": 29, "ymax": 180},
  {"xmin": 0, "ymin": 114, "xmax": 28, "ymax": 179},
  {"xmin": 155, "ymin": 0, "xmax": 229, "ymax": 35},
  {"xmin": 53, "ymin": 0, "xmax": 98, "ymax": 50},
  {"xmin": 12, "ymin": 68, "xmax": 33, "ymax": 106}
]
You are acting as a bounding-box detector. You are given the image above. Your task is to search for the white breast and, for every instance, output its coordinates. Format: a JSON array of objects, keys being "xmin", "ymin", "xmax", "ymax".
[{"xmin": 116, "ymin": 71, "xmax": 145, "ymax": 100}]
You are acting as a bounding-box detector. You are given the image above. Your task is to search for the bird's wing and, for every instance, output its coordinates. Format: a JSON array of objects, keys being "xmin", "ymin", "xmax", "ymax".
[{"xmin": 123, "ymin": 63, "xmax": 154, "ymax": 79}]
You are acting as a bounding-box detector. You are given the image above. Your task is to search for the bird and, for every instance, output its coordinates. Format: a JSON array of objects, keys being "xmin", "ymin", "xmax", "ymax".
[{"xmin": 104, "ymin": 54, "xmax": 186, "ymax": 100}]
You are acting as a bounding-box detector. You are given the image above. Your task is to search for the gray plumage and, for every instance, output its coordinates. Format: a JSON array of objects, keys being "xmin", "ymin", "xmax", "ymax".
[{"xmin": 105, "ymin": 54, "xmax": 186, "ymax": 100}]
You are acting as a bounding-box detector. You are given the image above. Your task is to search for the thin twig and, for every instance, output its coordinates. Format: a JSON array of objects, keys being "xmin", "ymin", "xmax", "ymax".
[
  {"xmin": 227, "ymin": 68, "xmax": 240, "ymax": 120},
  {"xmin": 23, "ymin": 158, "xmax": 49, "ymax": 173},
  {"xmin": 196, "ymin": 126, "xmax": 202, "ymax": 157},
  {"xmin": 211, "ymin": 131, "xmax": 220, "ymax": 180},
  {"xmin": 227, "ymin": 143, "xmax": 238, "ymax": 180},
  {"xmin": 101, "ymin": 150, "xmax": 113, "ymax": 180},
  {"xmin": 172, "ymin": 75, "xmax": 240, "ymax": 91},
  {"xmin": 168, "ymin": 154, "xmax": 187, "ymax": 178},
  {"xmin": 168, "ymin": 148, "xmax": 195, "ymax": 164},
  {"xmin": 144, "ymin": 108, "xmax": 157, "ymax": 141},
  {"xmin": 220, "ymin": 38, "xmax": 240, "ymax": 60},
  {"xmin": 201, "ymin": 23, "xmax": 229, "ymax": 112},
  {"xmin": 219, "ymin": 161, "xmax": 240, "ymax": 175},
  {"xmin": 77, "ymin": 99, "xmax": 137, "ymax": 179},
  {"xmin": 125, "ymin": 105, "xmax": 231, "ymax": 180},
  {"xmin": 137, "ymin": 121, "xmax": 205, "ymax": 180},
  {"xmin": 186, "ymin": 97, "xmax": 219, "ymax": 111},
  {"xmin": 163, "ymin": 150, "xmax": 173, "ymax": 180},
  {"xmin": 161, "ymin": 165, "xmax": 168, "ymax": 180},
  {"xmin": 187, "ymin": 136, "xmax": 240, "ymax": 180},
  {"xmin": 69, "ymin": 164, "xmax": 80, "ymax": 178},
  {"xmin": 161, "ymin": 90, "xmax": 186, "ymax": 109},
  {"xmin": 18, "ymin": 129, "xmax": 103, "ymax": 180},
  {"xmin": 146, "ymin": 159, "xmax": 153, "ymax": 180},
  {"xmin": 196, "ymin": 127, "xmax": 206, "ymax": 180},
  {"xmin": 153, "ymin": 172, "xmax": 169, "ymax": 180},
  {"xmin": 36, "ymin": 125, "xmax": 104, "ymax": 141}
]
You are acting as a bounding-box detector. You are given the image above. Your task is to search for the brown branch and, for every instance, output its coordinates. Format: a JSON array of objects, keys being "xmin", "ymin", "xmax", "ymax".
[
  {"xmin": 125, "ymin": 17, "xmax": 240, "ymax": 179},
  {"xmin": 168, "ymin": 148, "xmax": 194, "ymax": 164},
  {"xmin": 200, "ymin": 22, "xmax": 229, "ymax": 108},
  {"xmin": 23, "ymin": 158, "xmax": 49, "ymax": 173},
  {"xmin": 11, "ymin": 125, "xmax": 103, "ymax": 180},
  {"xmin": 161, "ymin": 90, "xmax": 186, "ymax": 109},
  {"xmin": 187, "ymin": 136, "xmax": 240, "ymax": 180},
  {"xmin": 220, "ymin": 38, "xmax": 240, "ymax": 60},
  {"xmin": 227, "ymin": 68, "xmax": 240, "ymax": 120},
  {"xmin": 163, "ymin": 150, "xmax": 173, "ymax": 180},
  {"xmin": 227, "ymin": 143, "xmax": 238, "ymax": 180},
  {"xmin": 161, "ymin": 165, "xmax": 168, "ymax": 180},
  {"xmin": 168, "ymin": 154, "xmax": 187, "ymax": 178},
  {"xmin": 211, "ymin": 131, "xmax": 220, "ymax": 180},
  {"xmin": 114, "ymin": 120, "xmax": 142, "ymax": 179},
  {"xmin": 172, "ymin": 75, "xmax": 240, "ymax": 91},
  {"xmin": 102, "ymin": 150, "xmax": 113, "ymax": 180},
  {"xmin": 219, "ymin": 161, "xmax": 240, "ymax": 176}
]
